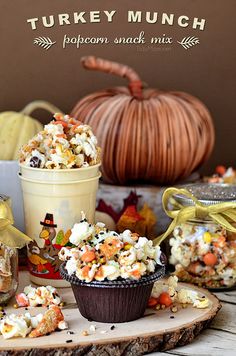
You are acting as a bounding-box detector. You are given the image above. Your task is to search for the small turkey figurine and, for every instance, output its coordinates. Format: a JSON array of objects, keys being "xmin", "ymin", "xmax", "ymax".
[{"xmin": 27, "ymin": 214, "xmax": 65, "ymax": 286}]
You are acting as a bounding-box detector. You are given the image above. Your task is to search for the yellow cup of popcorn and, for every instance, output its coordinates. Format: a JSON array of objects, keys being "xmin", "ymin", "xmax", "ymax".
[
  {"xmin": 19, "ymin": 164, "xmax": 101, "ymax": 287},
  {"xmin": 18, "ymin": 113, "xmax": 101, "ymax": 287}
]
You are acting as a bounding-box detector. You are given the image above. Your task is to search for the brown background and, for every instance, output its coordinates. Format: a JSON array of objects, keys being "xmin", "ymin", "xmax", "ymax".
[{"xmin": 0, "ymin": 0, "xmax": 235, "ymax": 174}]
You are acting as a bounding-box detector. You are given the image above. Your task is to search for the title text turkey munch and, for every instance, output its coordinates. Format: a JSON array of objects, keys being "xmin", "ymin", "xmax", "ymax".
[{"xmin": 27, "ymin": 11, "xmax": 206, "ymax": 31}]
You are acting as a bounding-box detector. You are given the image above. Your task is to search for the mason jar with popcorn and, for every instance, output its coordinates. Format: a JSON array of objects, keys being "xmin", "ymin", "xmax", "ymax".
[
  {"xmin": 0, "ymin": 195, "xmax": 31, "ymax": 304},
  {"xmin": 154, "ymin": 184, "xmax": 236, "ymax": 290}
]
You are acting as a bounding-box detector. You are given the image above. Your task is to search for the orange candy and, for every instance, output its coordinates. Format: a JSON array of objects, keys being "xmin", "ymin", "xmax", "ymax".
[
  {"xmin": 148, "ymin": 297, "xmax": 158, "ymax": 307},
  {"xmin": 213, "ymin": 236, "xmax": 226, "ymax": 248},
  {"xmin": 203, "ymin": 253, "xmax": 218, "ymax": 266},
  {"xmin": 56, "ymin": 133, "xmax": 67, "ymax": 138},
  {"xmin": 53, "ymin": 120, "xmax": 68, "ymax": 128},
  {"xmin": 187, "ymin": 262, "xmax": 201, "ymax": 274},
  {"xmin": 81, "ymin": 265, "xmax": 91, "ymax": 278},
  {"xmin": 130, "ymin": 269, "xmax": 141, "ymax": 280},
  {"xmin": 95, "ymin": 266, "xmax": 104, "ymax": 279},
  {"xmin": 81, "ymin": 250, "xmax": 96, "ymax": 263},
  {"xmin": 100, "ymin": 238, "xmax": 122, "ymax": 259},
  {"xmin": 15, "ymin": 293, "xmax": 29, "ymax": 307},
  {"xmin": 159, "ymin": 292, "xmax": 173, "ymax": 307},
  {"xmin": 230, "ymin": 241, "xmax": 236, "ymax": 248},
  {"xmin": 71, "ymin": 122, "xmax": 83, "ymax": 130},
  {"xmin": 215, "ymin": 165, "xmax": 226, "ymax": 176}
]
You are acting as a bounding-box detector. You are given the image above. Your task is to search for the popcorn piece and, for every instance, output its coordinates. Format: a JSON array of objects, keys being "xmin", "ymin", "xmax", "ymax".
[
  {"xmin": 58, "ymin": 320, "xmax": 69, "ymax": 330},
  {"xmin": 89, "ymin": 324, "xmax": 96, "ymax": 333},
  {"xmin": 15, "ymin": 293, "xmax": 29, "ymax": 307},
  {"xmin": 118, "ymin": 248, "xmax": 137, "ymax": 266},
  {"xmin": 58, "ymin": 247, "xmax": 73, "ymax": 261},
  {"xmin": 135, "ymin": 237, "xmax": 155, "ymax": 259},
  {"xmin": 15, "ymin": 285, "xmax": 62, "ymax": 308},
  {"xmin": 96, "ymin": 222, "xmax": 106, "ymax": 228},
  {"xmin": 146, "ymin": 259, "xmax": 156, "ymax": 273},
  {"xmin": 170, "ymin": 305, "xmax": 178, "ymax": 313},
  {"xmin": 152, "ymin": 282, "xmax": 168, "ymax": 299},
  {"xmin": 121, "ymin": 230, "xmax": 138, "ymax": 245},
  {"xmin": 95, "ymin": 261, "xmax": 120, "ymax": 281},
  {"xmin": 120, "ymin": 262, "xmax": 147, "ymax": 280},
  {"xmin": 168, "ymin": 275, "xmax": 178, "ymax": 288},
  {"xmin": 0, "ymin": 314, "xmax": 31, "ymax": 339},
  {"xmin": 69, "ymin": 222, "xmax": 94, "ymax": 245},
  {"xmin": 177, "ymin": 289, "xmax": 199, "ymax": 304},
  {"xmin": 193, "ymin": 298, "xmax": 210, "ymax": 309},
  {"xmin": 19, "ymin": 114, "xmax": 101, "ymax": 169},
  {"xmin": 76, "ymin": 263, "xmax": 99, "ymax": 283},
  {"xmin": 65, "ymin": 257, "xmax": 78, "ymax": 276},
  {"xmin": 26, "ymin": 313, "xmax": 43, "ymax": 329}
]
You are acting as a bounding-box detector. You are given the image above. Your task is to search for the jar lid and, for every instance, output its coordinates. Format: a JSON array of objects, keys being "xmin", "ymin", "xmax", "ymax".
[{"xmin": 174, "ymin": 183, "xmax": 236, "ymax": 206}]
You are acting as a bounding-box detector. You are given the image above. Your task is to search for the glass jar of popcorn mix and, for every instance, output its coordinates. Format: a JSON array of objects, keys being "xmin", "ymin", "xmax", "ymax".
[
  {"xmin": 0, "ymin": 196, "xmax": 19, "ymax": 304},
  {"xmin": 0, "ymin": 244, "xmax": 18, "ymax": 304},
  {"xmin": 155, "ymin": 184, "xmax": 236, "ymax": 290}
]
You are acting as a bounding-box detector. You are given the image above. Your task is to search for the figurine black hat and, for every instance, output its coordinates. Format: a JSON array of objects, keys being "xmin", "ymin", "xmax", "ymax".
[{"xmin": 40, "ymin": 213, "xmax": 57, "ymax": 228}]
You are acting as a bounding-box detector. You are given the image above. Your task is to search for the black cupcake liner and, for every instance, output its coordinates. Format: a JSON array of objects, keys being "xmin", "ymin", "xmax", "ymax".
[{"xmin": 60, "ymin": 263, "xmax": 165, "ymax": 323}]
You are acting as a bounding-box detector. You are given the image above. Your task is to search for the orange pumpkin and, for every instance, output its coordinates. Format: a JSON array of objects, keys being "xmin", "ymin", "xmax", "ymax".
[{"xmin": 71, "ymin": 56, "xmax": 215, "ymax": 184}]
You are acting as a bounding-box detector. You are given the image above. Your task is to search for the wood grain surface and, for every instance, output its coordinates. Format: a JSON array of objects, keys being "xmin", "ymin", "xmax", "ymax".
[
  {"xmin": 150, "ymin": 289, "xmax": 236, "ymax": 356},
  {"xmin": 0, "ymin": 271, "xmax": 221, "ymax": 356}
]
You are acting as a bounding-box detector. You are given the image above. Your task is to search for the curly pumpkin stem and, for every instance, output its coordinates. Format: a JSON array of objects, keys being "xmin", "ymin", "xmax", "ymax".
[
  {"xmin": 81, "ymin": 56, "xmax": 143, "ymax": 99},
  {"xmin": 21, "ymin": 100, "xmax": 64, "ymax": 116}
]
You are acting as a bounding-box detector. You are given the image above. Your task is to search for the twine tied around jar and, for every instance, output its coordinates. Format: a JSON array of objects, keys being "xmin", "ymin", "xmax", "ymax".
[
  {"xmin": 0, "ymin": 200, "xmax": 32, "ymax": 248},
  {"xmin": 154, "ymin": 187, "xmax": 236, "ymax": 246}
]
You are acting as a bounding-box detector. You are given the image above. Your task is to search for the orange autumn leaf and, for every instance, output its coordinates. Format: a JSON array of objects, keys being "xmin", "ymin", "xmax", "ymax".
[
  {"xmin": 116, "ymin": 205, "xmax": 143, "ymax": 233},
  {"xmin": 136, "ymin": 203, "xmax": 157, "ymax": 239},
  {"xmin": 116, "ymin": 204, "xmax": 157, "ymax": 237},
  {"xmin": 119, "ymin": 205, "xmax": 143, "ymax": 222}
]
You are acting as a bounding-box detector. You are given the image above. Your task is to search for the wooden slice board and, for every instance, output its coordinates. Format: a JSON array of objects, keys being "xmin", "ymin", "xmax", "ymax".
[{"xmin": 0, "ymin": 271, "xmax": 221, "ymax": 355}]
